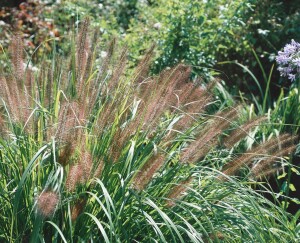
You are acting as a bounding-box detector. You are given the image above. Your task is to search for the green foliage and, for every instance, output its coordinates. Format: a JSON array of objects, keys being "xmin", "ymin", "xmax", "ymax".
[
  {"xmin": 1, "ymin": 1, "xmax": 300, "ymax": 241},
  {"xmin": 0, "ymin": 20, "xmax": 299, "ymax": 242},
  {"xmin": 272, "ymin": 88, "xmax": 300, "ymax": 133},
  {"xmin": 108, "ymin": 0, "xmax": 139, "ymax": 30},
  {"xmin": 125, "ymin": 0, "xmax": 255, "ymax": 78},
  {"xmin": 216, "ymin": 0, "xmax": 300, "ymax": 98},
  {"xmin": 1, "ymin": 0, "xmax": 299, "ymax": 102},
  {"xmin": 124, "ymin": 0, "xmax": 300, "ymax": 101}
]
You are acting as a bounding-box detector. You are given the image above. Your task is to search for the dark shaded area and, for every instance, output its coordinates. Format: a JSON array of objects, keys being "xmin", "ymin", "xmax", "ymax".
[
  {"xmin": 0, "ymin": 0, "xmax": 26, "ymax": 8},
  {"xmin": 262, "ymin": 155, "xmax": 300, "ymax": 217},
  {"xmin": 116, "ymin": 0, "xmax": 138, "ymax": 30},
  {"xmin": 217, "ymin": 0, "xmax": 300, "ymax": 103}
]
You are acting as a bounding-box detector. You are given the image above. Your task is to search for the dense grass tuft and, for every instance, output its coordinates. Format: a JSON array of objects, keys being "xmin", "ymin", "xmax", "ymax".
[{"xmin": 0, "ymin": 18, "xmax": 299, "ymax": 242}]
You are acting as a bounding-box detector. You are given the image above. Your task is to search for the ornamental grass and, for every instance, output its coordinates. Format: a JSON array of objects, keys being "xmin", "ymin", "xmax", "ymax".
[{"xmin": 0, "ymin": 18, "xmax": 298, "ymax": 242}]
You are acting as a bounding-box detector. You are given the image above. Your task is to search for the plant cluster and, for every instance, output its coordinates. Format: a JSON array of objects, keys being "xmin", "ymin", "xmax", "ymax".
[
  {"xmin": 2, "ymin": 1, "xmax": 299, "ymax": 102},
  {"xmin": 0, "ymin": 18, "xmax": 299, "ymax": 242},
  {"xmin": 276, "ymin": 39, "xmax": 300, "ymax": 82},
  {"xmin": 125, "ymin": 0, "xmax": 254, "ymax": 78},
  {"xmin": 124, "ymin": 0, "xmax": 300, "ymax": 99},
  {"xmin": 0, "ymin": 1, "xmax": 59, "ymax": 51}
]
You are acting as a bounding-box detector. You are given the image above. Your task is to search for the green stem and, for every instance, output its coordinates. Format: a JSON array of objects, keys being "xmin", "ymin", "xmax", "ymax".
[
  {"xmin": 262, "ymin": 64, "xmax": 274, "ymax": 112},
  {"xmin": 30, "ymin": 215, "xmax": 43, "ymax": 243},
  {"xmin": 284, "ymin": 160, "xmax": 292, "ymax": 212}
]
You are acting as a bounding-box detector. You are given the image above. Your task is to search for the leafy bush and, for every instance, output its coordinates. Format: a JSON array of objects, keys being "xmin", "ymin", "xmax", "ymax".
[
  {"xmin": 2, "ymin": 0, "xmax": 299, "ymax": 103},
  {"xmin": 125, "ymin": 0, "xmax": 254, "ymax": 79},
  {"xmin": 0, "ymin": 0, "xmax": 118, "ymax": 58},
  {"xmin": 0, "ymin": 19, "xmax": 299, "ymax": 242},
  {"xmin": 125, "ymin": 0, "xmax": 300, "ymax": 102}
]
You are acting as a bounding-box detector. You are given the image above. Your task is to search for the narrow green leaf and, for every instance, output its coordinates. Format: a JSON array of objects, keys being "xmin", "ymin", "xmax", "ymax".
[
  {"xmin": 46, "ymin": 221, "xmax": 68, "ymax": 243},
  {"xmin": 85, "ymin": 213, "xmax": 110, "ymax": 243}
]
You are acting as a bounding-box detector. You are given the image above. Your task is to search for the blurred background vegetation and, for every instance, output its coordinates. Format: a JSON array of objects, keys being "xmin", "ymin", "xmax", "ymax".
[
  {"xmin": 1, "ymin": 0, "xmax": 300, "ymax": 101},
  {"xmin": 0, "ymin": 0, "xmax": 300, "ymax": 100}
]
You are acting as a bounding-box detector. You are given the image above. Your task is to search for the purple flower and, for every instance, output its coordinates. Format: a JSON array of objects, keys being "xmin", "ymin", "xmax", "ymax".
[
  {"xmin": 276, "ymin": 53, "xmax": 289, "ymax": 65},
  {"xmin": 288, "ymin": 74, "xmax": 296, "ymax": 82},
  {"xmin": 283, "ymin": 44, "xmax": 297, "ymax": 55},
  {"xmin": 292, "ymin": 57, "xmax": 300, "ymax": 68},
  {"xmin": 276, "ymin": 39, "xmax": 300, "ymax": 82}
]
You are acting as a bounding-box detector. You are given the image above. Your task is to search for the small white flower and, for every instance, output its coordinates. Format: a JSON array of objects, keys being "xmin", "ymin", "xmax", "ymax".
[
  {"xmin": 219, "ymin": 5, "xmax": 226, "ymax": 11},
  {"xmin": 31, "ymin": 66, "xmax": 39, "ymax": 72},
  {"xmin": 100, "ymin": 51, "xmax": 108, "ymax": 58},
  {"xmin": 23, "ymin": 62, "xmax": 39, "ymax": 72},
  {"xmin": 0, "ymin": 21, "xmax": 6, "ymax": 26},
  {"xmin": 153, "ymin": 22, "xmax": 162, "ymax": 30}
]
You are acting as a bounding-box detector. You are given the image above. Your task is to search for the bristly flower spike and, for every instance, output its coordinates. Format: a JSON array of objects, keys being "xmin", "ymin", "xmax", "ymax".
[{"xmin": 36, "ymin": 191, "xmax": 59, "ymax": 218}]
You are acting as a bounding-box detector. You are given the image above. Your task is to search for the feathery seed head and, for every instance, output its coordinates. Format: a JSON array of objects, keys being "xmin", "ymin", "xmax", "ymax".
[
  {"xmin": 180, "ymin": 107, "xmax": 240, "ymax": 164},
  {"xmin": 66, "ymin": 164, "xmax": 84, "ymax": 192},
  {"xmin": 57, "ymin": 101, "xmax": 83, "ymax": 145},
  {"xmin": 223, "ymin": 116, "xmax": 267, "ymax": 148},
  {"xmin": 134, "ymin": 44, "xmax": 155, "ymax": 83},
  {"xmin": 250, "ymin": 145, "xmax": 296, "ymax": 180},
  {"xmin": 93, "ymin": 160, "xmax": 104, "ymax": 179},
  {"xmin": 166, "ymin": 177, "xmax": 193, "ymax": 207},
  {"xmin": 132, "ymin": 154, "xmax": 166, "ymax": 191},
  {"xmin": 81, "ymin": 149, "xmax": 93, "ymax": 180},
  {"xmin": 77, "ymin": 17, "xmax": 90, "ymax": 84},
  {"xmin": 221, "ymin": 133, "xmax": 298, "ymax": 180},
  {"xmin": 251, "ymin": 167, "xmax": 283, "ymax": 181},
  {"xmin": 36, "ymin": 191, "xmax": 59, "ymax": 218},
  {"xmin": 58, "ymin": 141, "xmax": 75, "ymax": 166},
  {"xmin": 10, "ymin": 33, "xmax": 24, "ymax": 81},
  {"xmin": 71, "ymin": 198, "xmax": 87, "ymax": 222},
  {"xmin": 65, "ymin": 149, "xmax": 93, "ymax": 191}
]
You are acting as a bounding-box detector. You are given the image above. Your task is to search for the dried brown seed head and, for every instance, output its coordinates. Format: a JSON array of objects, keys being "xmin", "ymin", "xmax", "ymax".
[
  {"xmin": 36, "ymin": 191, "xmax": 59, "ymax": 218},
  {"xmin": 132, "ymin": 154, "xmax": 166, "ymax": 191},
  {"xmin": 66, "ymin": 164, "xmax": 84, "ymax": 192},
  {"xmin": 166, "ymin": 177, "xmax": 193, "ymax": 207},
  {"xmin": 71, "ymin": 198, "xmax": 87, "ymax": 222}
]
